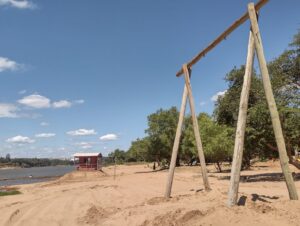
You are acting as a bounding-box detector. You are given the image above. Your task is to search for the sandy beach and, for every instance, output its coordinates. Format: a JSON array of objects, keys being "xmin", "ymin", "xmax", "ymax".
[{"xmin": 0, "ymin": 161, "xmax": 300, "ymax": 226}]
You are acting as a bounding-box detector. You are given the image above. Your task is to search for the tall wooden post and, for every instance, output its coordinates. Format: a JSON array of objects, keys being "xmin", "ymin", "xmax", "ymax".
[
  {"xmin": 183, "ymin": 64, "xmax": 211, "ymax": 191},
  {"xmin": 165, "ymin": 84, "xmax": 188, "ymax": 198},
  {"xmin": 248, "ymin": 3, "xmax": 298, "ymax": 200},
  {"xmin": 227, "ymin": 31, "xmax": 255, "ymax": 206}
]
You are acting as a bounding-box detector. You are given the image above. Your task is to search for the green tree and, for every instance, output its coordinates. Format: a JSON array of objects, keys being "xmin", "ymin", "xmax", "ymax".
[
  {"xmin": 214, "ymin": 29, "xmax": 300, "ymax": 168},
  {"xmin": 5, "ymin": 153, "xmax": 11, "ymax": 162},
  {"xmin": 108, "ymin": 149, "xmax": 127, "ymax": 164},
  {"xmin": 182, "ymin": 113, "xmax": 234, "ymax": 172},
  {"xmin": 145, "ymin": 107, "xmax": 179, "ymax": 164},
  {"xmin": 181, "ymin": 117, "xmax": 196, "ymax": 164},
  {"xmin": 127, "ymin": 137, "xmax": 151, "ymax": 162},
  {"xmin": 267, "ymin": 29, "xmax": 300, "ymax": 167}
]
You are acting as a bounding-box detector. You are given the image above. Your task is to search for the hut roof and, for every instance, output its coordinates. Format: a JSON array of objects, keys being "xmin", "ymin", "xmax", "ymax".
[{"xmin": 73, "ymin": 153, "xmax": 101, "ymax": 157}]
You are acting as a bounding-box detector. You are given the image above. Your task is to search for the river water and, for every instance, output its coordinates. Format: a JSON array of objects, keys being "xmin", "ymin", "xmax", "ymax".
[{"xmin": 0, "ymin": 165, "xmax": 75, "ymax": 186}]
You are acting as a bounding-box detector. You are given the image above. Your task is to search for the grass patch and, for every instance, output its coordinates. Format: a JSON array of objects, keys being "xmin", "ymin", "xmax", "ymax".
[{"xmin": 0, "ymin": 190, "xmax": 21, "ymax": 196}]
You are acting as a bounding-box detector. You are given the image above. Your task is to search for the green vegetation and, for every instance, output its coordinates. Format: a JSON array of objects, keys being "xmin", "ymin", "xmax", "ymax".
[
  {"xmin": 0, "ymin": 157, "xmax": 73, "ymax": 168},
  {"xmin": 214, "ymin": 30, "xmax": 300, "ymax": 168},
  {"xmin": 109, "ymin": 29, "xmax": 300, "ymax": 170},
  {"xmin": 0, "ymin": 190, "xmax": 21, "ymax": 197},
  {"xmin": 182, "ymin": 113, "xmax": 234, "ymax": 172}
]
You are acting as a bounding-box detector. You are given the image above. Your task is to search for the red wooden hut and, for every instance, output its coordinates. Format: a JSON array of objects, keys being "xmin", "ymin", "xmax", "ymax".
[{"xmin": 73, "ymin": 153, "xmax": 102, "ymax": 170}]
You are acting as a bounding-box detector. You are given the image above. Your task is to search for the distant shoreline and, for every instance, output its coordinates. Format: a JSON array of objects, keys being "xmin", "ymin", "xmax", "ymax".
[
  {"xmin": 0, "ymin": 165, "xmax": 75, "ymax": 187},
  {"xmin": 0, "ymin": 166, "xmax": 20, "ymax": 170},
  {"xmin": 0, "ymin": 164, "xmax": 73, "ymax": 170},
  {"xmin": 0, "ymin": 175, "xmax": 60, "ymax": 182}
]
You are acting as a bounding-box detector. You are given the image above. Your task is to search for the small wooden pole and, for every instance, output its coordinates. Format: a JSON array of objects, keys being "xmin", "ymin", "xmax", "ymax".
[
  {"xmin": 165, "ymin": 83, "xmax": 188, "ymax": 198},
  {"xmin": 227, "ymin": 31, "xmax": 255, "ymax": 207},
  {"xmin": 113, "ymin": 157, "xmax": 116, "ymax": 180},
  {"xmin": 248, "ymin": 3, "xmax": 298, "ymax": 200},
  {"xmin": 183, "ymin": 64, "xmax": 211, "ymax": 191}
]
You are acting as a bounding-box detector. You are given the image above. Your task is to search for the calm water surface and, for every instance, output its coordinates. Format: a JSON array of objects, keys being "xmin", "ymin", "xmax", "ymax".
[{"xmin": 0, "ymin": 166, "xmax": 75, "ymax": 186}]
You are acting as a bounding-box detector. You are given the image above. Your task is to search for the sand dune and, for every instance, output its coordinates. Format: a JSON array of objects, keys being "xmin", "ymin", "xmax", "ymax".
[{"xmin": 0, "ymin": 161, "xmax": 300, "ymax": 226}]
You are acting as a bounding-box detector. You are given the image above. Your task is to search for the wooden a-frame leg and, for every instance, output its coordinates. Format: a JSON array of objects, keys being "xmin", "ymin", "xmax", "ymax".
[
  {"xmin": 248, "ymin": 3, "xmax": 298, "ymax": 200},
  {"xmin": 183, "ymin": 64, "xmax": 211, "ymax": 191},
  {"xmin": 227, "ymin": 31, "xmax": 255, "ymax": 207},
  {"xmin": 165, "ymin": 82, "xmax": 188, "ymax": 198}
]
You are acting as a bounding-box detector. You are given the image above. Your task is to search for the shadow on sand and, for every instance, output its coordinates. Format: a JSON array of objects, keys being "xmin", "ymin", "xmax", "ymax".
[
  {"xmin": 237, "ymin": 193, "xmax": 280, "ymax": 206},
  {"xmin": 218, "ymin": 172, "xmax": 300, "ymax": 183}
]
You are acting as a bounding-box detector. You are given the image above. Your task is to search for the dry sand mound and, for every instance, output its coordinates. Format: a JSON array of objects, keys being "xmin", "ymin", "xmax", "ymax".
[{"xmin": 0, "ymin": 161, "xmax": 299, "ymax": 226}]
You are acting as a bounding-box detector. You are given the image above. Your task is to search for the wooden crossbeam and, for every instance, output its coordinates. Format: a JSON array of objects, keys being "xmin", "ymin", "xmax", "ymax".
[{"xmin": 176, "ymin": 0, "xmax": 269, "ymax": 77}]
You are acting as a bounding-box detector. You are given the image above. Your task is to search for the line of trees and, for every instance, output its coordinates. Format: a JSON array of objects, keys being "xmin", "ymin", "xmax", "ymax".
[
  {"xmin": 214, "ymin": 30, "xmax": 300, "ymax": 168},
  {"xmin": 0, "ymin": 154, "xmax": 73, "ymax": 168},
  {"xmin": 108, "ymin": 109, "xmax": 234, "ymax": 172},
  {"xmin": 109, "ymin": 30, "xmax": 299, "ymax": 172}
]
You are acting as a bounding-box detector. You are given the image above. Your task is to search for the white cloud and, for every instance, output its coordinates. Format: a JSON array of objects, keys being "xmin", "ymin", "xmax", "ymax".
[
  {"xmin": 18, "ymin": 94, "xmax": 51, "ymax": 108},
  {"xmin": 35, "ymin": 133, "xmax": 56, "ymax": 138},
  {"xmin": 0, "ymin": 0, "xmax": 36, "ymax": 9},
  {"xmin": 52, "ymin": 100, "xmax": 72, "ymax": 108},
  {"xmin": 74, "ymin": 99, "xmax": 84, "ymax": 104},
  {"xmin": 99, "ymin": 133, "xmax": 118, "ymax": 141},
  {"xmin": 199, "ymin": 101, "xmax": 206, "ymax": 106},
  {"xmin": 75, "ymin": 142, "xmax": 89, "ymax": 146},
  {"xmin": 0, "ymin": 57, "xmax": 21, "ymax": 72},
  {"xmin": 211, "ymin": 90, "xmax": 227, "ymax": 102},
  {"xmin": 52, "ymin": 99, "xmax": 84, "ymax": 108},
  {"xmin": 67, "ymin": 129, "xmax": 97, "ymax": 136},
  {"xmin": 6, "ymin": 135, "xmax": 35, "ymax": 144},
  {"xmin": 18, "ymin": 90, "xmax": 27, "ymax": 95},
  {"xmin": 0, "ymin": 103, "xmax": 19, "ymax": 118},
  {"xmin": 18, "ymin": 93, "xmax": 84, "ymax": 110},
  {"xmin": 74, "ymin": 142, "xmax": 94, "ymax": 149},
  {"xmin": 82, "ymin": 145, "xmax": 92, "ymax": 149},
  {"xmin": 40, "ymin": 122, "xmax": 49, "ymax": 126}
]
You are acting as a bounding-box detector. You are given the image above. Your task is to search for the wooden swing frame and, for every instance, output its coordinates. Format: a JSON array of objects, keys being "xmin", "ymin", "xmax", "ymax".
[{"xmin": 165, "ymin": 0, "xmax": 298, "ymax": 207}]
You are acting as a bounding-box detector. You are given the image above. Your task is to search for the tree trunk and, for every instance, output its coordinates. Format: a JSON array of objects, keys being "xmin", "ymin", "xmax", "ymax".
[
  {"xmin": 286, "ymin": 148, "xmax": 300, "ymax": 170},
  {"xmin": 176, "ymin": 155, "xmax": 180, "ymax": 167},
  {"xmin": 216, "ymin": 161, "xmax": 222, "ymax": 173}
]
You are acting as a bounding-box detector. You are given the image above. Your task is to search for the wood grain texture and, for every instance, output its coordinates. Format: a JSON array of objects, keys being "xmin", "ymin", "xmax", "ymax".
[
  {"xmin": 227, "ymin": 31, "xmax": 255, "ymax": 207},
  {"xmin": 165, "ymin": 83, "xmax": 188, "ymax": 198}
]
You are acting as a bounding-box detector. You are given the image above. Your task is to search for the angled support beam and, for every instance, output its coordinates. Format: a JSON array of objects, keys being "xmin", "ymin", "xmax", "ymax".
[
  {"xmin": 165, "ymin": 65, "xmax": 211, "ymax": 198},
  {"xmin": 165, "ymin": 83, "xmax": 188, "ymax": 198},
  {"xmin": 227, "ymin": 31, "xmax": 255, "ymax": 207},
  {"xmin": 183, "ymin": 64, "xmax": 211, "ymax": 191},
  {"xmin": 248, "ymin": 3, "xmax": 298, "ymax": 200}
]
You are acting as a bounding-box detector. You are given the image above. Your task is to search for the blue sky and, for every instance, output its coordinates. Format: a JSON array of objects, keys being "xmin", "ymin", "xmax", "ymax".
[{"xmin": 0, "ymin": 0, "xmax": 299, "ymax": 158}]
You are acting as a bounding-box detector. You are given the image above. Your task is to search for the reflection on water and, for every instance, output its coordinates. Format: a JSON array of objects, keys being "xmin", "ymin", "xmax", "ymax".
[{"xmin": 0, "ymin": 166, "xmax": 75, "ymax": 186}]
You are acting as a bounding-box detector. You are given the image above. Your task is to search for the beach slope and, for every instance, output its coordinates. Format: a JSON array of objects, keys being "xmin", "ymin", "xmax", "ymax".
[{"xmin": 0, "ymin": 161, "xmax": 300, "ymax": 226}]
